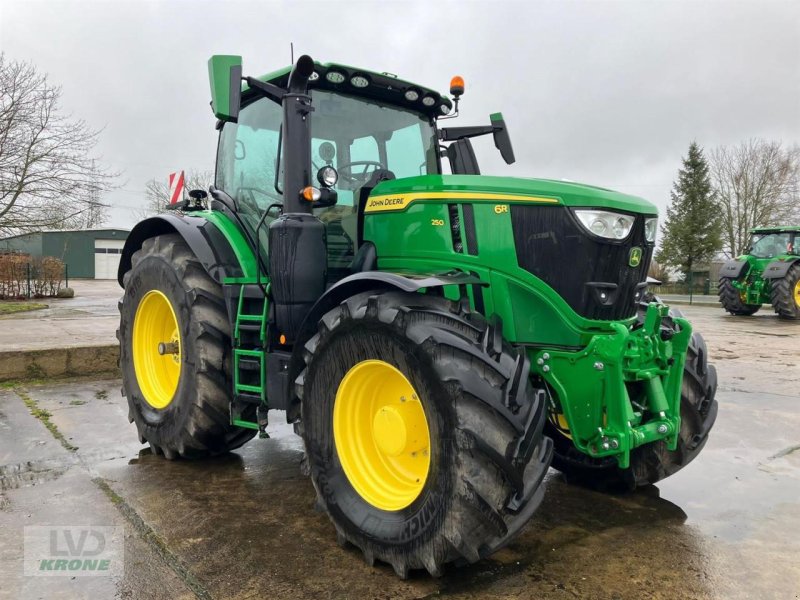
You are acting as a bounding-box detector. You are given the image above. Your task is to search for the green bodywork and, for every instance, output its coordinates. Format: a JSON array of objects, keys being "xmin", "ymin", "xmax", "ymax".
[
  {"xmin": 195, "ymin": 57, "xmax": 692, "ymax": 470},
  {"xmin": 729, "ymin": 226, "xmax": 800, "ymax": 305}
]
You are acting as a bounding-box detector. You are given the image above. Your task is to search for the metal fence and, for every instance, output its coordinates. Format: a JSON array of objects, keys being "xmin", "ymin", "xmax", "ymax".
[{"xmin": 657, "ymin": 280, "xmax": 717, "ymax": 296}]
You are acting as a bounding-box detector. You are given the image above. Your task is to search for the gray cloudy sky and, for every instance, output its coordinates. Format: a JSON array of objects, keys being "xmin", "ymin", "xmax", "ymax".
[{"xmin": 1, "ymin": 0, "xmax": 798, "ymax": 229}]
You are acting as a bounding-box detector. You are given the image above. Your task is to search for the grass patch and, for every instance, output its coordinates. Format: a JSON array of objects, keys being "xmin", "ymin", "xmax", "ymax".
[
  {"xmin": 18, "ymin": 389, "xmax": 78, "ymax": 452},
  {"xmin": 0, "ymin": 302, "xmax": 47, "ymax": 315},
  {"xmin": 94, "ymin": 390, "xmax": 108, "ymax": 401},
  {"xmin": 69, "ymin": 399, "xmax": 87, "ymax": 406}
]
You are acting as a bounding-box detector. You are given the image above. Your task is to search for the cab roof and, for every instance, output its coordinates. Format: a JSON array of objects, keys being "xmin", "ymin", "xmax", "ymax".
[
  {"xmin": 250, "ymin": 61, "xmax": 453, "ymax": 120},
  {"xmin": 750, "ymin": 226, "xmax": 800, "ymax": 233}
]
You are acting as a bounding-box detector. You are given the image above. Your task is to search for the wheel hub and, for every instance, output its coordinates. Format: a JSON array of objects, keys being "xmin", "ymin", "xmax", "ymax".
[{"xmin": 333, "ymin": 359, "xmax": 431, "ymax": 511}]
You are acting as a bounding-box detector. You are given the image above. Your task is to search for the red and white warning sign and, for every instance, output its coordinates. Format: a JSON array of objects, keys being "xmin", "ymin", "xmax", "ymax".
[{"xmin": 168, "ymin": 171, "xmax": 185, "ymax": 205}]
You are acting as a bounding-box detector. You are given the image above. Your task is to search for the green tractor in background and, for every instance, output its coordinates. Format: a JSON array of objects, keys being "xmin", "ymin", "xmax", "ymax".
[
  {"xmin": 116, "ymin": 54, "xmax": 718, "ymax": 577},
  {"xmin": 719, "ymin": 226, "xmax": 800, "ymax": 319}
]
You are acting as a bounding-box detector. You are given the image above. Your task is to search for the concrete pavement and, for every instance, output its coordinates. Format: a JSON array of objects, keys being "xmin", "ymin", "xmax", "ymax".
[
  {"xmin": 1, "ymin": 304, "xmax": 799, "ymax": 599},
  {"xmin": 0, "ymin": 280, "xmax": 121, "ymax": 381},
  {"xmin": 0, "ymin": 280, "xmax": 121, "ymax": 353}
]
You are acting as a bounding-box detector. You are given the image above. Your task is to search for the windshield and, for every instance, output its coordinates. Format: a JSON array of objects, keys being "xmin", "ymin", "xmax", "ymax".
[
  {"xmin": 310, "ymin": 90, "xmax": 439, "ymax": 277},
  {"xmin": 749, "ymin": 232, "xmax": 794, "ymax": 258},
  {"xmin": 216, "ymin": 91, "xmax": 439, "ymax": 278},
  {"xmin": 310, "ymin": 90, "xmax": 439, "ymax": 202}
]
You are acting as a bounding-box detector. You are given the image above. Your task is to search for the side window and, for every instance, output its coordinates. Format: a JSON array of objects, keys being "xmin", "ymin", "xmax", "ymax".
[{"xmin": 216, "ymin": 98, "xmax": 283, "ymax": 223}]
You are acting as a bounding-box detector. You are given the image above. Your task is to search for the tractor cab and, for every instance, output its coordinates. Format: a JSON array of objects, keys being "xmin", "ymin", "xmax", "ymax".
[
  {"xmin": 748, "ymin": 228, "xmax": 797, "ymax": 258},
  {"xmin": 214, "ymin": 71, "xmax": 443, "ymax": 279},
  {"xmin": 210, "ymin": 57, "xmax": 514, "ymax": 282}
]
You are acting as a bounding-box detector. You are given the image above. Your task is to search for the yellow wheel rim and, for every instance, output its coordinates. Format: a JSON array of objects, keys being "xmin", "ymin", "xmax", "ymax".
[
  {"xmin": 132, "ymin": 290, "xmax": 181, "ymax": 409},
  {"xmin": 333, "ymin": 360, "xmax": 431, "ymax": 511},
  {"xmin": 795, "ymin": 280, "xmax": 800, "ymax": 308}
]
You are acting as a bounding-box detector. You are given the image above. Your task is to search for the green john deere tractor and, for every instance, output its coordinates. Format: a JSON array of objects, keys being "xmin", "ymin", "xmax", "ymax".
[
  {"xmin": 719, "ymin": 226, "xmax": 800, "ymax": 319},
  {"xmin": 117, "ymin": 54, "xmax": 718, "ymax": 577}
]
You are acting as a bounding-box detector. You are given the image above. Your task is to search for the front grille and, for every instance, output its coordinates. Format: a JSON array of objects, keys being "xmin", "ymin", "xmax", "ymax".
[{"xmin": 511, "ymin": 205, "xmax": 652, "ymax": 320}]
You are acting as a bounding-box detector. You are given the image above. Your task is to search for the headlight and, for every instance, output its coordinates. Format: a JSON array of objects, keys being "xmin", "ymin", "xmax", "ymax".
[
  {"xmin": 317, "ymin": 166, "xmax": 338, "ymax": 188},
  {"xmin": 574, "ymin": 210, "xmax": 635, "ymax": 240},
  {"xmin": 644, "ymin": 217, "xmax": 658, "ymax": 243}
]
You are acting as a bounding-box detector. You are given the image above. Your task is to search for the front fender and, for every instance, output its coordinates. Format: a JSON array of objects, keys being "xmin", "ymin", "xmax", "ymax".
[
  {"xmin": 298, "ymin": 270, "xmax": 486, "ymax": 339},
  {"xmin": 118, "ymin": 214, "xmax": 245, "ymax": 287},
  {"xmin": 762, "ymin": 258, "xmax": 800, "ymax": 279},
  {"xmin": 286, "ymin": 269, "xmax": 486, "ymax": 422}
]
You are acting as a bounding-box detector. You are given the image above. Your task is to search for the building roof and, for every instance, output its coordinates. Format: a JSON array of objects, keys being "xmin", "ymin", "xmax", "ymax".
[{"xmin": 0, "ymin": 228, "xmax": 130, "ymax": 242}]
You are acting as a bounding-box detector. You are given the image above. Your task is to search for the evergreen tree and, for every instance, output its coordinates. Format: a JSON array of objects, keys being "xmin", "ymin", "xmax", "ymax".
[{"xmin": 656, "ymin": 142, "xmax": 722, "ymax": 285}]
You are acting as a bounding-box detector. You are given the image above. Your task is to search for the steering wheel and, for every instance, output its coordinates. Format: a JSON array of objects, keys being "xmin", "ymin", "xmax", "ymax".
[{"xmin": 337, "ymin": 161, "xmax": 386, "ymax": 185}]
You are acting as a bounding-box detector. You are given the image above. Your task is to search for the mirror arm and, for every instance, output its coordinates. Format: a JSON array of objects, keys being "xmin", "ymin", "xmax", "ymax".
[{"xmin": 245, "ymin": 77, "xmax": 287, "ymax": 104}]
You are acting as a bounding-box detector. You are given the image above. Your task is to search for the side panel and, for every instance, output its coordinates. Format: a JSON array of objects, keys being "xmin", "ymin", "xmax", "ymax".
[{"xmin": 365, "ymin": 199, "xmax": 627, "ymax": 347}]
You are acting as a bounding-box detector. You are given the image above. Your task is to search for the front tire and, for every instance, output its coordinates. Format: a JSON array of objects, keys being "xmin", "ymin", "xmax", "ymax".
[
  {"xmin": 118, "ymin": 234, "xmax": 256, "ymax": 459},
  {"xmin": 546, "ymin": 306, "xmax": 718, "ymax": 490},
  {"xmin": 769, "ymin": 263, "xmax": 800, "ymax": 319},
  {"xmin": 719, "ymin": 277, "xmax": 760, "ymax": 316},
  {"xmin": 297, "ymin": 291, "xmax": 552, "ymax": 577}
]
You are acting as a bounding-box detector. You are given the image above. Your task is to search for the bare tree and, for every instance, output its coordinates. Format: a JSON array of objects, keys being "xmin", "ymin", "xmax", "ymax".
[
  {"xmin": 709, "ymin": 139, "xmax": 800, "ymax": 257},
  {"xmin": 134, "ymin": 169, "xmax": 214, "ymax": 220},
  {"xmin": 0, "ymin": 54, "xmax": 118, "ymax": 237},
  {"xmin": 647, "ymin": 260, "xmax": 672, "ymax": 284}
]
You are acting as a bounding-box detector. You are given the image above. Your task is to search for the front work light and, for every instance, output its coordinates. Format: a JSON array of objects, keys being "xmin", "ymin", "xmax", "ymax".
[
  {"xmin": 317, "ymin": 165, "xmax": 338, "ymax": 188},
  {"xmin": 326, "ymin": 71, "xmax": 345, "ymax": 84},
  {"xmin": 644, "ymin": 217, "xmax": 658, "ymax": 243},
  {"xmin": 574, "ymin": 209, "xmax": 635, "ymax": 240}
]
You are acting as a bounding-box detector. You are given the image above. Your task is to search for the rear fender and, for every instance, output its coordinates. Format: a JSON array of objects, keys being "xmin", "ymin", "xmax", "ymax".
[
  {"xmin": 718, "ymin": 260, "xmax": 749, "ymax": 280},
  {"xmin": 118, "ymin": 214, "xmax": 244, "ymax": 286},
  {"xmin": 762, "ymin": 258, "xmax": 799, "ymax": 279}
]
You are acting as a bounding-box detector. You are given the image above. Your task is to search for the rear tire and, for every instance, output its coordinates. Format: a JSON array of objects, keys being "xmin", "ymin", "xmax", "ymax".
[
  {"xmin": 546, "ymin": 306, "xmax": 718, "ymax": 490},
  {"xmin": 769, "ymin": 263, "xmax": 800, "ymax": 319},
  {"xmin": 297, "ymin": 291, "xmax": 552, "ymax": 577},
  {"xmin": 719, "ymin": 277, "xmax": 760, "ymax": 315},
  {"xmin": 118, "ymin": 234, "xmax": 256, "ymax": 459}
]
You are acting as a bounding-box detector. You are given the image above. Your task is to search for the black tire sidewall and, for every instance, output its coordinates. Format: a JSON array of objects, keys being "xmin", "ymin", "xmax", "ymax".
[
  {"xmin": 302, "ymin": 321, "xmax": 456, "ymax": 549},
  {"xmin": 719, "ymin": 277, "xmax": 760, "ymax": 315},
  {"xmin": 120, "ymin": 253, "xmax": 198, "ymax": 436}
]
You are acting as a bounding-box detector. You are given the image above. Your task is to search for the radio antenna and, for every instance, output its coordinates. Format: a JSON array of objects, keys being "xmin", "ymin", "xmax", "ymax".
[{"xmin": 290, "ymin": 42, "xmax": 294, "ymax": 64}]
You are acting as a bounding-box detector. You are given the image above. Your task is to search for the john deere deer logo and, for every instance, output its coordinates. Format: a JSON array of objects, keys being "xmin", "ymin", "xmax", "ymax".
[{"xmin": 629, "ymin": 247, "xmax": 642, "ymax": 268}]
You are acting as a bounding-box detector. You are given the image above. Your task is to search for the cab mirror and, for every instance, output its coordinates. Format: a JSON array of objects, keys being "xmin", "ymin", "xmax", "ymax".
[
  {"xmin": 490, "ymin": 112, "xmax": 515, "ymax": 165},
  {"xmin": 208, "ymin": 55, "xmax": 242, "ymax": 122}
]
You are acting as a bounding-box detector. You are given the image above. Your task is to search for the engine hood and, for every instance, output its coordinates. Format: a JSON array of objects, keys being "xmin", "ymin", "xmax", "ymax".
[{"xmin": 371, "ymin": 174, "xmax": 658, "ymax": 216}]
